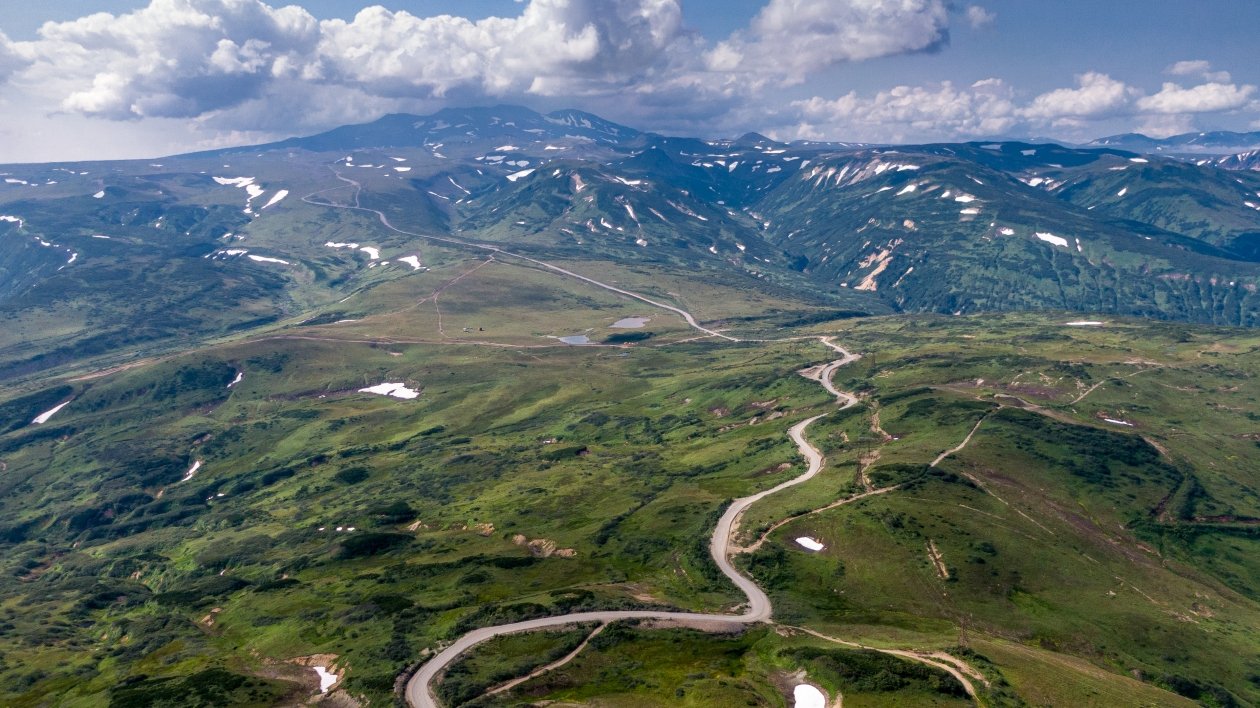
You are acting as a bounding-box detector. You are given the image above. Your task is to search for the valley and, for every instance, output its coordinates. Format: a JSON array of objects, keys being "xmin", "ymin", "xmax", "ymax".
[{"xmin": 1, "ymin": 106, "xmax": 1260, "ymax": 707}]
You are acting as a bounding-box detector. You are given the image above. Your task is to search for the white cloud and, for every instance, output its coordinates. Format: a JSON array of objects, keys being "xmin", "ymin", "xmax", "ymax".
[
  {"xmin": 966, "ymin": 5, "xmax": 996, "ymax": 29},
  {"xmin": 706, "ymin": 0, "xmax": 950, "ymax": 83},
  {"xmin": 790, "ymin": 78, "xmax": 1016, "ymax": 142},
  {"xmin": 19, "ymin": 0, "xmax": 321, "ymax": 120},
  {"xmin": 7, "ymin": 0, "xmax": 690, "ymax": 124},
  {"xmin": 0, "ymin": 0, "xmax": 969, "ymax": 147},
  {"xmin": 1167, "ymin": 59, "xmax": 1231, "ymax": 83},
  {"xmin": 0, "ymin": 30, "xmax": 28, "ymax": 82},
  {"xmin": 786, "ymin": 68, "xmax": 1260, "ymax": 143},
  {"xmin": 1136, "ymin": 81, "xmax": 1255, "ymax": 114},
  {"xmin": 1021, "ymin": 72, "xmax": 1136, "ymax": 121},
  {"xmin": 1134, "ymin": 113, "xmax": 1196, "ymax": 139},
  {"xmin": 316, "ymin": 1, "xmax": 685, "ymax": 98}
]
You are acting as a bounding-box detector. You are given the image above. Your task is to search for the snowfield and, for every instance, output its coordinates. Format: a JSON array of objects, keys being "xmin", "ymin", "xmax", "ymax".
[{"xmin": 359, "ymin": 383, "xmax": 420, "ymax": 399}]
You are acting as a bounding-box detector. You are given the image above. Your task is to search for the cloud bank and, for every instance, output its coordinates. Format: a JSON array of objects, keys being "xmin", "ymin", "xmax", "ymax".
[
  {"xmin": 0, "ymin": 0, "xmax": 956, "ymax": 136},
  {"xmin": 0, "ymin": 1, "xmax": 1255, "ymax": 153},
  {"xmin": 790, "ymin": 64, "xmax": 1258, "ymax": 143}
]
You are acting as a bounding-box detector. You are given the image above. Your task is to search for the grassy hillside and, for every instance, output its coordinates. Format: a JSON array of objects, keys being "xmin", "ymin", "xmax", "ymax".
[{"xmin": 1, "ymin": 245, "xmax": 1258, "ymax": 706}]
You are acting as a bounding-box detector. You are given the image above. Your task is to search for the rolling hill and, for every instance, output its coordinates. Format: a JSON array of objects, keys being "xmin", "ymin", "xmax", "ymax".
[{"xmin": 3, "ymin": 107, "xmax": 1260, "ymax": 707}]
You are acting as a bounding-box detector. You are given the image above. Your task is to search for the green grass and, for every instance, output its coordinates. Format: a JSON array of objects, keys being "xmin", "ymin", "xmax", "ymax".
[{"xmin": 3, "ymin": 218, "xmax": 1260, "ymax": 706}]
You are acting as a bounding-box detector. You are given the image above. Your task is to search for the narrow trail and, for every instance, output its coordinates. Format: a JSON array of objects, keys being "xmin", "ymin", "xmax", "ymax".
[
  {"xmin": 480, "ymin": 623, "xmax": 607, "ymax": 699},
  {"xmin": 734, "ymin": 485, "xmax": 899, "ymax": 555},
  {"xmin": 931, "ymin": 417, "xmax": 987, "ymax": 468},
  {"xmin": 790, "ymin": 626, "xmax": 982, "ymax": 699}
]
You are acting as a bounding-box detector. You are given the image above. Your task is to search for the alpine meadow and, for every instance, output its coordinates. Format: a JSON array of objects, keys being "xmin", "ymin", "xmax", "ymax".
[{"xmin": 2, "ymin": 2, "xmax": 1260, "ymax": 707}]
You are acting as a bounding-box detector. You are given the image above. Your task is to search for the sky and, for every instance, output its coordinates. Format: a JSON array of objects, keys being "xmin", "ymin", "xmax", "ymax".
[{"xmin": 0, "ymin": 0, "xmax": 1258, "ymax": 163}]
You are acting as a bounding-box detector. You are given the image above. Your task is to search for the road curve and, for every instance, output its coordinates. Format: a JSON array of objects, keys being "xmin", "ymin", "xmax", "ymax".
[{"xmin": 404, "ymin": 339, "xmax": 858, "ymax": 707}]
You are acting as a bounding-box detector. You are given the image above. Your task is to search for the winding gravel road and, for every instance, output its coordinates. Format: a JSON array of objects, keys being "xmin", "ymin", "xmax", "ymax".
[
  {"xmin": 403, "ymin": 341, "xmax": 858, "ymax": 707},
  {"xmin": 299, "ymin": 177, "xmax": 942, "ymax": 707}
]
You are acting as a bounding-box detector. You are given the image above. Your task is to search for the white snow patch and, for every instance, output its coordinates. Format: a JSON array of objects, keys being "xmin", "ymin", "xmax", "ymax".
[
  {"xmin": 494, "ymin": 144, "xmax": 519, "ymax": 151},
  {"xmin": 793, "ymin": 684, "xmax": 826, "ymax": 708},
  {"xmin": 213, "ymin": 176, "xmax": 255, "ymax": 187},
  {"xmin": 1129, "ymin": 157, "xmax": 1149, "ymax": 163},
  {"xmin": 181, "ymin": 460, "xmax": 203, "ymax": 482},
  {"xmin": 93, "ymin": 190, "xmax": 106, "ymax": 199},
  {"xmin": 1035, "ymin": 232, "xmax": 1069, "ymax": 248},
  {"xmin": 896, "ymin": 183, "xmax": 917, "ymax": 196},
  {"xmin": 394, "ymin": 167, "xmax": 412, "ymax": 173},
  {"xmin": 615, "ymin": 176, "xmax": 643, "ymax": 186},
  {"xmin": 506, "ymin": 168, "xmax": 535, "ymax": 182},
  {"xmin": 1104, "ymin": 418, "xmax": 1134, "ymax": 426},
  {"xmin": 32, "ymin": 401, "xmax": 71, "ymax": 425},
  {"xmin": 262, "ymin": 190, "xmax": 289, "ymax": 209},
  {"xmin": 1117, "ymin": 187, "xmax": 1128, "ymax": 197},
  {"xmin": 314, "ymin": 666, "xmax": 338, "ymax": 693},
  {"xmin": 998, "ymin": 227, "xmax": 1016, "ymax": 236},
  {"xmin": 398, "ymin": 255, "xmax": 423, "ymax": 270},
  {"xmin": 795, "ymin": 537, "xmax": 825, "ymax": 551},
  {"xmin": 0, "ymin": 215, "xmax": 23, "ymax": 228},
  {"xmin": 960, "ymin": 207, "xmax": 981, "ymax": 215},
  {"xmin": 448, "ymin": 177, "xmax": 470, "ymax": 194},
  {"xmin": 325, "ymin": 241, "xmax": 360, "ymax": 250},
  {"xmin": 1065, "ymin": 321, "xmax": 1105, "ymax": 326},
  {"xmin": 360, "ymin": 246, "xmax": 381, "ymax": 260},
  {"xmin": 954, "ymin": 194, "xmax": 977, "ymax": 203},
  {"xmin": 623, "ymin": 204, "xmax": 638, "ymax": 222},
  {"xmin": 360, "ymin": 383, "xmax": 420, "ymax": 399},
  {"xmin": 247, "ymin": 255, "xmax": 290, "ymax": 264},
  {"xmin": 635, "ymin": 238, "xmax": 648, "ymax": 247},
  {"xmin": 227, "ymin": 372, "xmax": 243, "ymax": 388}
]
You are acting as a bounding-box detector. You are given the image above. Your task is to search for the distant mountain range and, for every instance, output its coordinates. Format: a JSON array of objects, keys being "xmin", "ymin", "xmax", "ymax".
[
  {"xmin": 1088, "ymin": 129, "xmax": 1260, "ymax": 156},
  {"xmin": 3, "ymin": 104, "xmax": 1260, "ymax": 381}
]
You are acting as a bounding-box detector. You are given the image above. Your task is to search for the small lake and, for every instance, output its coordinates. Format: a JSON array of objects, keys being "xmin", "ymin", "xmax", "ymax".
[
  {"xmin": 559, "ymin": 335, "xmax": 590, "ymax": 345},
  {"xmin": 610, "ymin": 317, "xmax": 650, "ymax": 329}
]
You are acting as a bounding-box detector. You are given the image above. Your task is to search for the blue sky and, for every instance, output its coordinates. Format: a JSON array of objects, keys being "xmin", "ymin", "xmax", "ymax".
[{"xmin": 1, "ymin": 1, "xmax": 1257, "ymax": 162}]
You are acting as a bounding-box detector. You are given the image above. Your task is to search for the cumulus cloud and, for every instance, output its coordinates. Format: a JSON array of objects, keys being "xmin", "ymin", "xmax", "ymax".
[
  {"xmin": 0, "ymin": 0, "xmax": 977, "ymax": 143},
  {"xmin": 1021, "ymin": 72, "xmax": 1137, "ymax": 121},
  {"xmin": 316, "ymin": 1, "xmax": 685, "ymax": 98},
  {"xmin": 5, "ymin": 0, "xmax": 691, "ymax": 126},
  {"xmin": 787, "ymin": 69, "xmax": 1259, "ymax": 142},
  {"xmin": 0, "ymin": 30, "xmax": 28, "ymax": 82},
  {"xmin": 1136, "ymin": 81, "xmax": 1255, "ymax": 114},
  {"xmin": 19, "ymin": 0, "xmax": 320, "ymax": 120},
  {"xmin": 706, "ymin": 0, "xmax": 950, "ymax": 83},
  {"xmin": 1, "ymin": 0, "xmax": 1256, "ymax": 151},
  {"xmin": 790, "ymin": 78, "xmax": 1016, "ymax": 142},
  {"xmin": 1167, "ymin": 59, "xmax": 1231, "ymax": 83},
  {"xmin": 966, "ymin": 5, "xmax": 996, "ymax": 29}
]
